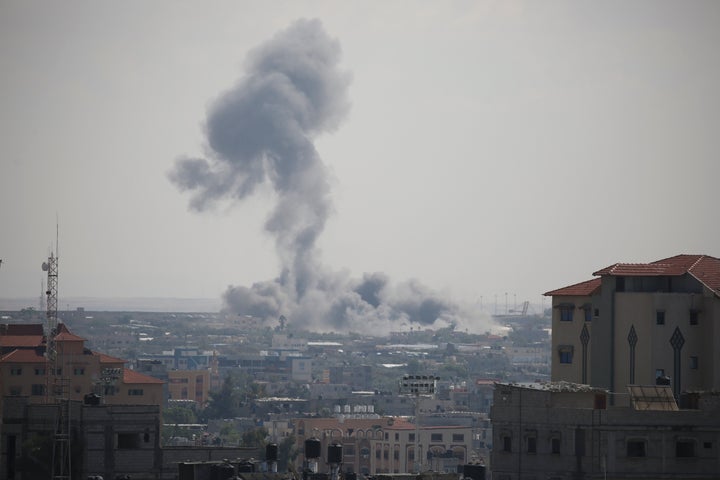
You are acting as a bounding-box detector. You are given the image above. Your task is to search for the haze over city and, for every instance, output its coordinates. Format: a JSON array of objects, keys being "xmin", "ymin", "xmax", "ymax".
[{"xmin": 1, "ymin": 1, "xmax": 718, "ymax": 332}]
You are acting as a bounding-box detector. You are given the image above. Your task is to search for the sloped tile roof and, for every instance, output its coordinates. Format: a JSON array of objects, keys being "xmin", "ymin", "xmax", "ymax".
[
  {"xmin": 123, "ymin": 368, "xmax": 164, "ymax": 385},
  {"xmin": 0, "ymin": 335, "xmax": 44, "ymax": 348},
  {"xmin": 0, "ymin": 349, "xmax": 47, "ymax": 364},
  {"xmin": 544, "ymin": 278, "xmax": 601, "ymax": 297},
  {"xmin": 593, "ymin": 254, "xmax": 720, "ymax": 296},
  {"xmin": 94, "ymin": 352, "xmax": 127, "ymax": 364},
  {"xmin": 546, "ymin": 255, "xmax": 720, "ymax": 298},
  {"xmin": 54, "ymin": 323, "xmax": 85, "ymax": 342}
]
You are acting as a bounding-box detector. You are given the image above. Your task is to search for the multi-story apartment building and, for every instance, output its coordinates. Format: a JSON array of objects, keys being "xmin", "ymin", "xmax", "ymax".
[
  {"xmin": 294, "ymin": 416, "xmax": 473, "ymax": 476},
  {"xmin": 0, "ymin": 323, "xmax": 163, "ymax": 406},
  {"xmin": 491, "ymin": 254, "xmax": 720, "ymax": 479},
  {"xmin": 545, "ymin": 254, "xmax": 720, "ymax": 404},
  {"xmin": 491, "ymin": 382, "xmax": 720, "ymax": 480},
  {"xmin": 0, "ymin": 322, "xmax": 165, "ymax": 479},
  {"xmin": 167, "ymin": 369, "xmax": 210, "ymax": 406}
]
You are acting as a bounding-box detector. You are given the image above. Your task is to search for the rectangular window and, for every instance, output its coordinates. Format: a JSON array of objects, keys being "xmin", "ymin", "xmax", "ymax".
[
  {"xmin": 128, "ymin": 389, "xmax": 144, "ymax": 396},
  {"xmin": 560, "ymin": 306, "xmax": 574, "ymax": 322},
  {"xmin": 502, "ymin": 436, "xmax": 512, "ymax": 453},
  {"xmin": 551, "ymin": 438, "xmax": 561, "ymax": 454},
  {"xmin": 408, "ymin": 433, "xmax": 415, "ymax": 442},
  {"xmin": 117, "ymin": 433, "xmax": 141, "ymax": 449},
  {"xmin": 627, "ymin": 440, "xmax": 646, "ymax": 457},
  {"xmin": 31, "ymin": 384, "xmax": 45, "ymax": 396},
  {"xmin": 676, "ymin": 440, "xmax": 695, "ymax": 457},
  {"xmin": 656, "ymin": 311, "xmax": 665, "ymax": 325},
  {"xmin": 690, "ymin": 356, "xmax": 699, "ymax": 370},
  {"xmin": 527, "ymin": 437, "xmax": 537, "ymax": 454},
  {"xmin": 395, "ymin": 433, "xmax": 399, "ymax": 441},
  {"xmin": 583, "ymin": 307, "xmax": 592, "ymax": 322},
  {"xmin": 452, "ymin": 434, "xmax": 464, "ymax": 442},
  {"xmin": 10, "ymin": 368, "xmax": 22, "ymax": 376},
  {"xmin": 690, "ymin": 310, "xmax": 699, "ymax": 326},
  {"xmin": 431, "ymin": 433, "xmax": 443, "ymax": 442},
  {"xmin": 558, "ymin": 346, "xmax": 574, "ymax": 364},
  {"xmin": 34, "ymin": 368, "xmax": 46, "ymax": 375},
  {"xmin": 73, "ymin": 367, "xmax": 85, "ymax": 375}
]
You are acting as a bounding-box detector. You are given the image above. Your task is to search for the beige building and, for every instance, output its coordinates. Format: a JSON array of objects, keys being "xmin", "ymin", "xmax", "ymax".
[
  {"xmin": 0, "ymin": 323, "xmax": 164, "ymax": 407},
  {"xmin": 167, "ymin": 369, "xmax": 210, "ymax": 406},
  {"xmin": 294, "ymin": 416, "xmax": 472, "ymax": 476},
  {"xmin": 545, "ymin": 254, "xmax": 720, "ymax": 405}
]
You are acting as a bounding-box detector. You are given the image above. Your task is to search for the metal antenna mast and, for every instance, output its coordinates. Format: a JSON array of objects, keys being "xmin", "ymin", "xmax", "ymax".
[{"xmin": 42, "ymin": 222, "xmax": 71, "ymax": 480}]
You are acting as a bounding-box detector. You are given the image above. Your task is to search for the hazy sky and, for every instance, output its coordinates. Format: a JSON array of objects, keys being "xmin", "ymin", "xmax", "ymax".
[{"xmin": 1, "ymin": 1, "xmax": 718, "ymax": 325}]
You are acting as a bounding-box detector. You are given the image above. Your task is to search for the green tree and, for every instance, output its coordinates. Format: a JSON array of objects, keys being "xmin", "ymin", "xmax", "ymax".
[
  {"xmin": 164, "ymin": 405, "xmax": 197, "ymax": 425},
  {"xmin": 241, "ymin": 426, "xmax": 269, "ymax": 450},
  {"xmin": 278, "ymin": 435, "xmax": 298, "ymax": 471},
  {"xmin": 203, "ymin": 373, "xmax": 243, "ymax": 419}
]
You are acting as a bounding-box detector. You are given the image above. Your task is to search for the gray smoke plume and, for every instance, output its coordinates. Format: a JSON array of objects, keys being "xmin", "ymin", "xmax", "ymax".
[{"xmin": 170, "ymin": 19, "xmax": 489, "ymax": 335}]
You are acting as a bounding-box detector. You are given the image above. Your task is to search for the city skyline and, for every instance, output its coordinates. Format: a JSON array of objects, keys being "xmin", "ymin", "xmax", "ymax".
[{"xmin": 1, "ymin": 2, "xmax": 718, "ymax": 329}]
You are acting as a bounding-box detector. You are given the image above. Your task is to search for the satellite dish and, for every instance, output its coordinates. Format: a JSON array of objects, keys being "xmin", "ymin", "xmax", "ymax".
[{"xmin": 42, "ymin": 262, "xmax": 49, "ymax": 271}]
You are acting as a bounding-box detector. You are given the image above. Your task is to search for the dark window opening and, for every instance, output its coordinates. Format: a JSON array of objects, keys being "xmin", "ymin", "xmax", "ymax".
[
  {"xmin": 551, "ymin": 438, "xmax": 560, "ymax": 454},
  {"xmin": 627, "ymin": 440, "xmax": 646, "ymax": 457},
  {"xmin": 690, "ymin": 356, "xmax": 699, "ymax": 370},
  {"xmin": 677, "ymin": 440, "xmax": 695, "ymax": 457},
  {"xmin": 656, "ymin": 311, "xmax": 665, "ymax": 325},
  {"xmin": 502, "ymin": 435, "xmax": 512, "ymax": 453},
  {"xmin": 690, "ymin": 310, "xmax": 699, "ymax": 326},
  {"xmin": 704, "ymin": 442, "xmax": 712, "ymax": 449},
  {"xmin": 31, "ymin": 384, "xmax": 45, "ymax": 396},
  {"xmin": 527, "ymin": 437, "xmax": 537, "ymax": 454},
  {"xmin": 117, "ymin": 433, "xmax": 141, "ymax": 449},
  {"xmin": 560, "ymin": 306, "xmax": 574, "ymax": 322}
]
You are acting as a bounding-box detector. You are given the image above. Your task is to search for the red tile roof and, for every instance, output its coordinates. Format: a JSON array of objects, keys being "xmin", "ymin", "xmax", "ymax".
[
  {"xmin": 94, "ymin": 352, "xmax": 126, "ymax": 364},
  {"xmin": 546, "ymin": 255, "xmax": 720, "ymax": 298},
  {"xmin": 0, "ymin": 335, "xmax": 43, "ymax": 348},
  {"xmin": 54, "ymin": 323, "xmax": 85, "ymax": 342},
  {"xmin": 544, "ymin": 278, "xmax": 601, "ymax": 297},
  {"xmin": 123, "ymin": 369, "xmax": 164, "ymax": 385},
  {"xmin": 594, "ymin": 254, "xmax": 720, "ymax": 296},
  {"xmin": 0, "ymin": 349, "xmax": 47, "ymax": 364}
]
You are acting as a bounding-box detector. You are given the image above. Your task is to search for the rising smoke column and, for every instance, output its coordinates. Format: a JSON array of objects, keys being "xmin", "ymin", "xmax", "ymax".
[{"xmin": 170, "ymin": 19, "xmax": 483, "ymax": 334}]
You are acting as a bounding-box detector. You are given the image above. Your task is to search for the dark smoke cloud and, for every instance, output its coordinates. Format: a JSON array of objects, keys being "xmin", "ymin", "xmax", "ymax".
[{"xmin": 170, "ymin": 19, "xmax": 491, "ymax": 335}]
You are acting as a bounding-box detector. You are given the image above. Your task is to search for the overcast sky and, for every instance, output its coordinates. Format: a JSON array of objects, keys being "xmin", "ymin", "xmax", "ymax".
[{"xmin": 1, "ymin": 1, "xmax": 718, "ymax": 322}]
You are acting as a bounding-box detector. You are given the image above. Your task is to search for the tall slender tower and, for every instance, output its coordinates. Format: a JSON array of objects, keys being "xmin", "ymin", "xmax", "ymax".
[{"xmin": 42, "ymin": 225, "xmax": 71, "ymax": 480}]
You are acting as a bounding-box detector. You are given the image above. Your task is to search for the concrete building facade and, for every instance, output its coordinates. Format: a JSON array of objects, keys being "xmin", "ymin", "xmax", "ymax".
[
  {"xmin": 490, "ymin": 382, "xmax": 720, "ymax": 480},
  {"xmin": 545, "ymin": 254, "xmax": 720, "ymax": 404}
]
